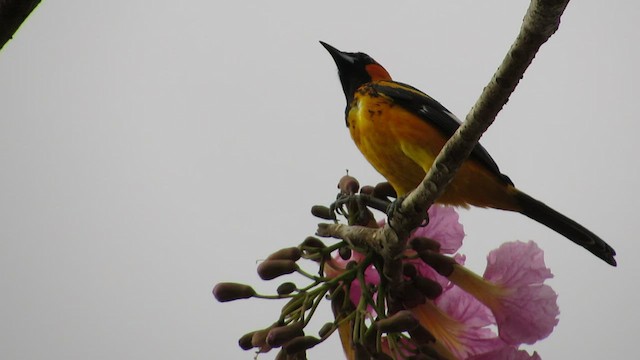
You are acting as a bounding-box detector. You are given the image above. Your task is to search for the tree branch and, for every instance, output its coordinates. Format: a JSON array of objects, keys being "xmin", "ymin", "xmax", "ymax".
[
  {"xmin": 389, "ymin": 0, "xmax": 571, "ymax": 239},
  {"xmin": 317, "ymin": 223, "xmax": 400, "ymax": 257},
  {"xmin": 0, "ymin": 0, "xmax": 42, "ymax": 51}
]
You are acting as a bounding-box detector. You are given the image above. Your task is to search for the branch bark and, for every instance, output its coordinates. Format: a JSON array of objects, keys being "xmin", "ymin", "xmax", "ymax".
[
  {"xmin": 0, "ymin": 0, "xmax": 42, "ymax": 51},
  {"xmin": 317, "ymin": 0, "xmax": 572, "ymax": 282}
]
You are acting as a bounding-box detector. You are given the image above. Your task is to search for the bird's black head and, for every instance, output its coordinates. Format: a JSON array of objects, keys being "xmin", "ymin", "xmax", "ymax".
[{"xmin": 320, "ymin": 41, "xmax": 391, "ymax": 105}]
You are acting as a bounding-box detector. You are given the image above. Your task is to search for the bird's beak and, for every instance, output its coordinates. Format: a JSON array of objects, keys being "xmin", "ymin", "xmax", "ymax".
[{"xmin": 320, "ymin": 41, "xmax": 355, "ymax": 68}]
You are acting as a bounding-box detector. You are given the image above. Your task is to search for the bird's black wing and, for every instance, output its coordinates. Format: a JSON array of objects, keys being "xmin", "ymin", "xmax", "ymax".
[{"xmin": 371, "ymin": 81, "xmax": 513, "ymax": 185}]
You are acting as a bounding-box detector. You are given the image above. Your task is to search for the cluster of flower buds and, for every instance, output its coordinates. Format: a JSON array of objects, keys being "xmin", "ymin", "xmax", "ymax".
[
  {"xmin": 214, "ymin": 176, "xmax": 558, "ymax": 359},
  {"xmin": 213, "ymin": 233, "xmax": 383, "ymax": 359}
]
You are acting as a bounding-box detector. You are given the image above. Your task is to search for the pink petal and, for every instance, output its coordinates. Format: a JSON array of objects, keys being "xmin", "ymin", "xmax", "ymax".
[
  {"xmin": 483, "ymin": 241, "xmax": 552, "ymax": 286},
  {"xmin": 466, "ymin": 346, "xmax": 541, "ymax": 360},
  {"xmin": 436, "ymin": 286, "xmax": 506, "ymax": 357},
  {"xmin": 379, "ymin": 205, "xmax": 465, "ymax": 254},
  {"xmin": 412, "ymin": 205, "xmax": 465, "ymax": 254},
  {"xmin": 491, "ymin": 283, "xmax": 559, "ymax": 344},
  {"xmin": 436, "ymin": 286, "xmax": 495, "ymax": 328}
]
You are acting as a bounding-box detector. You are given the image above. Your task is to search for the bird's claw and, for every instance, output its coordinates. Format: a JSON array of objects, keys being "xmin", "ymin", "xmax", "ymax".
[{"xmin": 385, "ymin": 195, "xmax": 405, "ymax": 219}]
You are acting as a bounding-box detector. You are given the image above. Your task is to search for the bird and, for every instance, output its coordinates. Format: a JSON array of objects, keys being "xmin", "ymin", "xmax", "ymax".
[{"xmin": 320, "ymin": 41, "xmax": 616, "ymax": 266}]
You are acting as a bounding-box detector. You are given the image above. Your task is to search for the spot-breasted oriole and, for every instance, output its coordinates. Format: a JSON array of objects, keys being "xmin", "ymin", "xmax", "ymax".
[{"xmin": 320, "ymin": 41, "xmax": 616, "ymax": 266}]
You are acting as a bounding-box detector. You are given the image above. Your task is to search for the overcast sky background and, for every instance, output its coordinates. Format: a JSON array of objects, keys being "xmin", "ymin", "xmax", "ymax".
[{"xmin": 1, "ymin": 1, "xmax": 638, "ymax": 359}]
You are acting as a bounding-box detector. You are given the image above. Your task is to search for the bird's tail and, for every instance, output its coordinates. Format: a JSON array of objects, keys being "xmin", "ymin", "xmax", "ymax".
[{"xmin": 514, "ymin": 190, "xmax": 617, "ymax": 266}]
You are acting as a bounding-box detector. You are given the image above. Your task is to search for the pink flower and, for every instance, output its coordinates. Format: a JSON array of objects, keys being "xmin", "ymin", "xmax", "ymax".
[
  {"xmin": 326, "ymin": 206, "xmax": 558, "ymax": 359},
  {"xmin": 483, "ymin": 241, "xmax": 559, "ymax": 344},
  {"xmin": 448, "ymin": 241, "xmax": 559, "ymax": 345}
]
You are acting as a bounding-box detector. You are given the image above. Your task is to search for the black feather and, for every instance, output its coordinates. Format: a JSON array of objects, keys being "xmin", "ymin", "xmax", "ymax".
[{"xmin": 515, "ymin": 190, "xmax": 617, "ymax": 266}]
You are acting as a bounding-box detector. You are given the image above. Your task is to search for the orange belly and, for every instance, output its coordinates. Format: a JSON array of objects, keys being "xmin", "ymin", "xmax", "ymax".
[{"xmin": 348, "ymin": 90, "xmax": 519, "ymax": 211}]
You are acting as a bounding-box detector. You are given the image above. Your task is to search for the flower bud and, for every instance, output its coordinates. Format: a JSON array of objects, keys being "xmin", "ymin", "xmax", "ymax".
[
  {"xmin": 411, "ymin": 237, "xmax": 441, "ymax": 252},
  {"xmin": 417, "ymin": 250, "xmax": 456, "ymax": 277},
  {"xmin": 300, "ymin": 236, "xmax": 326, "ymax": 249},
  {"xmin": 338, "ymin": 175, "xmax": 360, "ymax": 195},
  {"xmin": 267, "ymin": 247, "xmax": 302, "ymax": 261},
  {"xmin": 311, "ymin": 205, "xmax": 335, "ymax": 220},
  {"xmin": 403, "ymin": 263, "xmax": 417, "ymax": 278},
  {"xmin": 257, "ymin": 260, "xmax": 298, "ymax": 280},
  {"xmin": 331, "ymin": 288, "xmax": 350, "ymax": 315},
  {"xmin": 413, "ymin": 276, "xmax": 443, "ymax": 299},
  {"xmin": 318, "ymin": 322, "xmax": 335, "ymax": 339},
  {"xmin": 373, "ymin": 182, "xmax": 397, "ymax": 199},
  {"xmin": 345, "ymin": 260, "xmax": 357, "ymax": 270},
  {"xmin": 375, "ymin": 310, "xmax": 419, "ymax": 333},
  {"xmin": 276, "ymin": 282, "xmax": 297, "ymax": 295},
  {"xmin": 212, "ymin": 282, "xmax": 256, "ymax": 302},
  {"xmin": 392, "ymin": 282, "xmax": 425, "ymax": 308},
  {"xmin": 251, "ymin": 327, "xmax": 272, "ymax": 351},
  {"xmin": 283, "ymin": 336, "xmax": 321, "ymax": 354},
  {"xmin": 338, "ymin": 246, "xmax": 352, "ymax": 260},
  {"xmin": 360, "ymin": 185, "xmax": 375, "ymax": 195},
  {"xmin": 267, "ymin": 322, "xmax": 305, "ymax": 347},
  {"xmin": 238, "ymin": 331, "xmax": 257, "ymax": 350}
]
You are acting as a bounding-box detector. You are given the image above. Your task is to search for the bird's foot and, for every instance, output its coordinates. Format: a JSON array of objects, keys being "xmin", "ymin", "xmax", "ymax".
[
  {"xmin": 386, "ymin": 195, "xmax": 429, "ymax": 231},
  {"xmin": 330, "ymin": 193, "xmax": 391, "ymax": 226}
]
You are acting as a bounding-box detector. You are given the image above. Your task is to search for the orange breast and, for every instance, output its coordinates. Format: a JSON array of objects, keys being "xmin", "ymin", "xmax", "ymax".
[{"xmin": 348, "ymin": 91, "xmax": 429, "ymax": 195}]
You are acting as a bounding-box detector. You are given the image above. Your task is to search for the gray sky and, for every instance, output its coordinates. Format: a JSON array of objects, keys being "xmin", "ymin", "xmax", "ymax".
[{"xmin": 1, "ymin": 1, "xmax": 638, "ymax": 359}]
